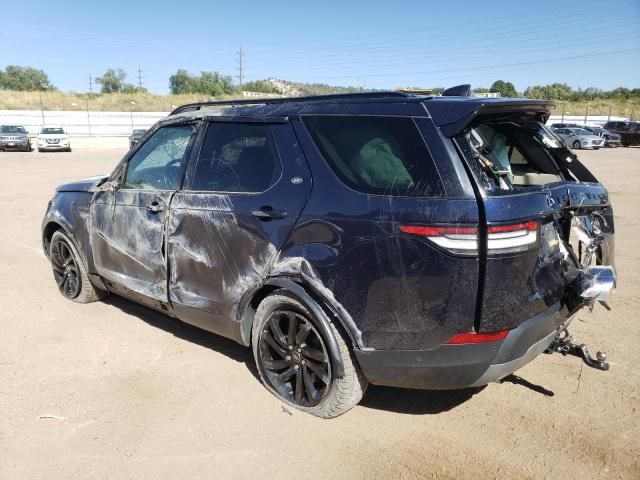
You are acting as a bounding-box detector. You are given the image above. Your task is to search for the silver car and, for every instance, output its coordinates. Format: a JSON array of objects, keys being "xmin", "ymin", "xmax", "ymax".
[
  {"xmin": 0, "ymin": 125, "xmax": 32, "ymax": 152},
  {"xmin": 553, "ymin": 127, "xmax": 604, "ymax": 150}
]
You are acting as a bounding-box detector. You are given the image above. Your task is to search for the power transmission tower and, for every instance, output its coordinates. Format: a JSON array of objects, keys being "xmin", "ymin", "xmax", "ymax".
[
  {"xmin": 88, "ymin": 73, "xmax": 94, "ymax": 95},
  {"xmin": 137, "ymin": 65, "xmax": 144, "ymax": 90},
  {"xmin": 236, "ymin": 47, "xmax": 244, "ymax": 91}
]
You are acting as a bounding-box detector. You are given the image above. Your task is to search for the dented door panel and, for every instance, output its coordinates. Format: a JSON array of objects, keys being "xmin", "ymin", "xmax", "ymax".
[
  {"xmin": 167, "ymin": 122, "xmax": 312, "ymax": 340},
  {"xmin": 90, "ymin": 189, "xmax": 172, "ymax": 304}
]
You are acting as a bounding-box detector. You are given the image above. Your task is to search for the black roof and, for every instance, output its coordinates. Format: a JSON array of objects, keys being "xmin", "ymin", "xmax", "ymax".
[{"xmin": 167, "ymin": 91, "xmax": 555, "ymax": 136}]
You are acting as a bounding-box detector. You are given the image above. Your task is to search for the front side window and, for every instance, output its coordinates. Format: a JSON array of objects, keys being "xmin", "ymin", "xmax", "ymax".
[
  {"xmin": 303, "ymin": 115, "xmax": 444, "ymax": 197},
  {"xmin": 123, "ymin": 125, "xmax": 194, "ymax": 190},
  {"xmin": 190, "ymin": 123, "xmax": 281, "ymax": 193}
]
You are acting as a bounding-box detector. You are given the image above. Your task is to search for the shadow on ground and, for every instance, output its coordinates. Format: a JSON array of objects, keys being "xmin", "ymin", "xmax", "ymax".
[
  {"xmin": 360, "ymin": 385, "xmax": 484, "ymax": 415},
  {"xmin": 103, "ymin": 295, "xmax": 522, "ymax": 415},
  {"xmin": 103, "ymin": 295, "xmax": 259, "ymax": 380}
]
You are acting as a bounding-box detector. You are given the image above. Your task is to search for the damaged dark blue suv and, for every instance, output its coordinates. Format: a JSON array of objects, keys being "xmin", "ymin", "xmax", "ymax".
[{"xmin": 42, "ymin": 87, "xmax": 616, "ymax": 417}]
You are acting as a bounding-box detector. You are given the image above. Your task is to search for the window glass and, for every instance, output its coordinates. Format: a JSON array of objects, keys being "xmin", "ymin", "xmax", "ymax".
[
  {"xmin": 303, "ymin": 116, "xmax": 444, "ymax": 197},
  {"xmin": 191, "ymin": 123, "xmax": 281, "ymax": 192},
  {"xmin": 459, "ymin": 121, "xmax": 563, "ymax": 191},
  {"xmin": 123, "ymin": 125, "xmax": 194, "ymax": 190}
]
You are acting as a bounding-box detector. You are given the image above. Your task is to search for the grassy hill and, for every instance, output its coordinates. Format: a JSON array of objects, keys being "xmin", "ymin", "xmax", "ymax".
[{"xmin": 0, "ymin": 88, "xmax": 638, "ymax": 117}]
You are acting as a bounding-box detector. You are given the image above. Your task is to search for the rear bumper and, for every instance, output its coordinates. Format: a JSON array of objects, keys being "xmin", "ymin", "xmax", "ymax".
[{"xmin": 355, "ymin": 303, "xmax": 569, "ymax": 390}]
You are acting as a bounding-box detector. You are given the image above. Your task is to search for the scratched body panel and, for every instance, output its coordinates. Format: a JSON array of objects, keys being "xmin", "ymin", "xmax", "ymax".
[{"xmin": 90, "ymin": 189, "xmax": 171, "ymax": 302}]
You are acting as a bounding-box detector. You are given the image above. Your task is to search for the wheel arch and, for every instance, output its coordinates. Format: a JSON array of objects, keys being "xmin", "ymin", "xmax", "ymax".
[{"xmin": 239, "ymin": 276, "xmax": 360, "ymax": 379}]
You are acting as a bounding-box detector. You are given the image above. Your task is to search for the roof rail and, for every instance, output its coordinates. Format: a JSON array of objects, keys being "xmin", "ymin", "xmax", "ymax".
[{"xmin": 169, "ymin": 91, "xmax": 413, "ymax": 116}]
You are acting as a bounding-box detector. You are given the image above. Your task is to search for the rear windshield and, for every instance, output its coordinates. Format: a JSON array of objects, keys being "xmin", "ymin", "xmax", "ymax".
[
  {"xmin": 456, "ymin": 121, "xmax": 568, "ymax": 193},
  {"xmin": 1, "ymin": 125, "xmax": 25, "ymax": 133},
  {"xmin": 41, "ymin": 127, "xmax": 65, "ymax": 134},
  {"xmin": 303, "ymin": 115, "xmax": 444, "ymax": 197}
]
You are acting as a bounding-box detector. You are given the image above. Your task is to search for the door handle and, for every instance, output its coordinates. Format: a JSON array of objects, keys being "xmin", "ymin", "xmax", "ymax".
[
  {"xmin": 147, "ymin": 201, "xmax": 163, "ymax": 213},
  {"xmin": 251, "ymin": 206, "xmax": 287, "ymax": 220}
]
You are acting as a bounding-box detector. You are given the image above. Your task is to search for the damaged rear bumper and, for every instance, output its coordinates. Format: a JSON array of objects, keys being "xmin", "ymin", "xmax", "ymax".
[{"xmin": 354, "ymin": 303, "xmax": 571, "ymax": 390}]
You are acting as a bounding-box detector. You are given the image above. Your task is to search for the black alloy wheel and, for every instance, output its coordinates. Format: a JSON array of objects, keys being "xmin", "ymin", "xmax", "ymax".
[
  {"xmin": 257, "ymin": 310, "xmax": 331, "ymax": 407},
  {"xmin": 50, "ymin": 237, "xmax": 81, "ymax": 299}
]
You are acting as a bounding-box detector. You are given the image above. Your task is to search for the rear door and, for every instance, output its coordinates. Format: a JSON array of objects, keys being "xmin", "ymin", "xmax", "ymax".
[
  {"xmin": 454, "ymin": 116, "xmax": 614, "ymax": 333},
  {"xmin": 167, "ymin": 120, "xmax": 311, "ymax": 341}
]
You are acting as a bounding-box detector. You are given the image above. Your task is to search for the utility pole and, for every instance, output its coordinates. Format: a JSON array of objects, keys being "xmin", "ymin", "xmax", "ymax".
[
  {"xmin": 137, "ymin": 65, "xmax": 144, "ymax": 90},
  {"xmin": 236, "ymin": 47, "xmax": 244, "ymax": 92},
  {"xmin": 87, "ymin": 73, "xmax": 93, "ymax": 137}
]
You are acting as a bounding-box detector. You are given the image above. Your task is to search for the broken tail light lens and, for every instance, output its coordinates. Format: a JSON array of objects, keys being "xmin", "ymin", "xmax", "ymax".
[
  {"xmin": 399, "ymin": 220, "xmax": 537, "ymax": 255},
  {"xmin": 487, "ymin": 220, "xmax": 537, "ymax": 253},
  {"xmin": 446, "ymin": 329, "xmax": 510, "ymax": 344}
]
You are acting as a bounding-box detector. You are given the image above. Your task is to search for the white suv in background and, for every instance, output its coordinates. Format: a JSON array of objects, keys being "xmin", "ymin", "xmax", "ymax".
[{"xmin": 37, "ymin": 126, "xmax": 71, "ymax": 152}]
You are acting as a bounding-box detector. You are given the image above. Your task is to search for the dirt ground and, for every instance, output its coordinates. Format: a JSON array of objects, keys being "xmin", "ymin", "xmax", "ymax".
[{"xmin": 1, "ymin": 141, "xmax": 638, "ymax": 479}]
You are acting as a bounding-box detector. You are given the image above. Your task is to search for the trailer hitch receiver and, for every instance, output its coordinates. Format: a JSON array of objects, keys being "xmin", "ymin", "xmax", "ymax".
[{"xmin": 546, "ymin": 330, "xmax": 609, "ymax": 371}]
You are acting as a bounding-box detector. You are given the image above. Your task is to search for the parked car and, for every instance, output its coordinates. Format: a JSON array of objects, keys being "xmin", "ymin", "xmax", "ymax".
[
  {"xmin": 42, "ymin": 90, "xmax": 616, "ymax": 417},
  {"xmin": 553, "ymin": 127, "xmax": 604, "ymax": 149},
  {"xmin": 37, "ymin": 126, "xmax": 71, "ymax": 152},
  {"xmin": 578, "ymin": 125, "xmax": 621, "ymax": 147},
  {"xmin": 603, "ymin": 121, "xmax": 640, "ymax": 146},
  {"xmin": 129, "ymin": 129, "xmax": 147, "ymax": 149},
  {"xmin": 0, "ymin": 125, "xmax": 32, "ymax": 151}
]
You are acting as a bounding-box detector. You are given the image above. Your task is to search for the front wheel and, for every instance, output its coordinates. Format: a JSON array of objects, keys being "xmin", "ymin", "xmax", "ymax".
[
  {"xmin": 572, "ymin": 140, "xmax": 581, "ymax": 149},
  {"xmin": 49, "ymin": 230, "xmax": 104, "ymax": 303},
  {"xmin": 252, "ymin": 292, "xmax": 367, "ymax": 418}
]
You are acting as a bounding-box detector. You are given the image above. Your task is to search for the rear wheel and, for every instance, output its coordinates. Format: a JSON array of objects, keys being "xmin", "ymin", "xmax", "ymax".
[
  {"xmin": 572, "ymin": 140, "xmax": 581, "ymax": 149},
  {"xmin": 252, "ymin": 292, "xmax": 367, "ymax": 418},
  {"xmin": 49, "ymin": 230, "xmax": 104, "ymax": 303}
]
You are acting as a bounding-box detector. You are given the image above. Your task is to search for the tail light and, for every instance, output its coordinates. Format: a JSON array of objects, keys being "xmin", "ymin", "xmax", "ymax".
[{"xmin": 400, "ymin": 220, "xmax": 537, "ymax": 255}]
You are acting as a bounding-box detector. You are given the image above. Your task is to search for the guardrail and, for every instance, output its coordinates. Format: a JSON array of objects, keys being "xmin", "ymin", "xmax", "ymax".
[
  {"xmin": 1, "ymin": 110, "xmax": 634, "ymax": 137},
  {"xmin": 0, "ymin": 110, "xmax": 168, "ymax": 137}
]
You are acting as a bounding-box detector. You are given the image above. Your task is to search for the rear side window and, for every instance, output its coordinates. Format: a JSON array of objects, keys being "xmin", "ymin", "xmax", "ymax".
[
  {"xmin": 191, "ymin": 123, "xmax": 281, "ymax": 193},
  {"xmin": 303, "ymin": 116, "xmax": 444, "ymax": 197}
]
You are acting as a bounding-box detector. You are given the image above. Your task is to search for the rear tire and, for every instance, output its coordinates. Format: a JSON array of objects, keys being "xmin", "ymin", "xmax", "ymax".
[
  {"xmin": 252, "ymin": 292, "xmax": 367, "ymax": 418},
  {"xmin": 49, "ymin": 230, "xmax": 104, "ymax": 303}
]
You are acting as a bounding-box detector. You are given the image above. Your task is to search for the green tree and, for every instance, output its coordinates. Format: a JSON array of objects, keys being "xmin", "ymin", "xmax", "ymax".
[
  {"xmin": 0, "ymin": 65, "xmax": 55, "ymax": 91},
  {"xmin": 472, "ymin": 87, "xmax": 490, "ymax": 93},
  {"xmin": 168, "ymin": 70, "xmax": 237, "ymax": 96},
  {"xmin": 490, "ymin": 80, "xmax": 518, "ymax": 97},
  {"xmin": 243, "ymin": 80, "xmax": 280, "ymax": 94},
  {"xmin": 523, "ymin": 82, "xmax": 573, "ymax": 100},
  {"xmin": 95, "ymin": 68, "xmax": 128, "ymax": 93}
]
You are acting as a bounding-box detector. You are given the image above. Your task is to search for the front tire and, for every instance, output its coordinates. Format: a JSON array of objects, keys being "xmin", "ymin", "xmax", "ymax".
[
  {"xmin": 49, "ymin": 230, "xmax": 104, "ymax": 303},
  {"xmin": 252, "ymin": 292, "xmax": 367, "ymax": 418},
  {"xmin": 572, "ymin": 140, "xmax": 581, "ymax": 149}
]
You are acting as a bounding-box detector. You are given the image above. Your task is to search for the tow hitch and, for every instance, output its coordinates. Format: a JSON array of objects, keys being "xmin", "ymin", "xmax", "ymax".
[{"xmin": 546, "ymin": 329, "xmax": 609, "ymax": 371}]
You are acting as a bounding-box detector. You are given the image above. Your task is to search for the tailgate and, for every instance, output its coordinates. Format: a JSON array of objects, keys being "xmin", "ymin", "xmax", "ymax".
[{"xmin": 451, "ymin": 112, "xmax": 616, "ymax": 333}]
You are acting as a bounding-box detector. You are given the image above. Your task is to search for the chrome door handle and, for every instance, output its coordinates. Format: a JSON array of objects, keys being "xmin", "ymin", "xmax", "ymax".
[{"xmin": 147, "ymin": 201, "xmax": 163, "ymax": 213}]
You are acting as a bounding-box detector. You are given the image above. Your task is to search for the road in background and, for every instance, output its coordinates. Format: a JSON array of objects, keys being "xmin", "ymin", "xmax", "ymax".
[{"xmin": 0, "ymin": 146, "xmax": 638, "ymax": 479}]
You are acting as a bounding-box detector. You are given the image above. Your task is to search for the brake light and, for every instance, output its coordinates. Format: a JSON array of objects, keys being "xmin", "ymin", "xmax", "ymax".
[
  {"xmin": 399, "ymin": 219, "xmax": 538, "ymax": 254},
  {"xmin": 487, "ymin": 220, "xmax": 537, "ymax": 252},
  {"xmin": 446, "ymin": 329, "xmax": 510, "ymax": 344},
  {"xmin": 399, "ymin": 224, "xmax": 478, "ymax": 254}
]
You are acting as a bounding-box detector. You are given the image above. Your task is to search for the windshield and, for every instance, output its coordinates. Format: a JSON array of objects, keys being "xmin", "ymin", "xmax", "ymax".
[
  {"xmin": 0, "ymin": 125, "xmax": 26, "ymax": 134},
  {"xmin": 571, "ymin": 128, "xmax": 591, "ymax": 135},
  {"xmin": 41, "ymin": 128, "xmax": 65, "ymax": 134}
]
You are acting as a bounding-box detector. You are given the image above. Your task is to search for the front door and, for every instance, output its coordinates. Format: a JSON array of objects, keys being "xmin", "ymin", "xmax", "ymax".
[
  {"xmin": 90, "ymin": 123, "xmax": 197, "ymax": 308},
  {"xmin": 167, "ymin": 121, "xmax": 311, "ymax": 341}
]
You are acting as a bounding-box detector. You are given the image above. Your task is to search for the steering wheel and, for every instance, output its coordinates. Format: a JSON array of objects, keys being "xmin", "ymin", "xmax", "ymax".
[{"xmin": 162, "ymin": 158, "xmax": 183, "ymax": 188}]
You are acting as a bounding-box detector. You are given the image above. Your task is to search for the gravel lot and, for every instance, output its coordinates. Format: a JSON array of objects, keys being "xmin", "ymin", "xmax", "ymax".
[{"xmin": 1, "ymin": 141, "xmax": 638, "ymax": 479}]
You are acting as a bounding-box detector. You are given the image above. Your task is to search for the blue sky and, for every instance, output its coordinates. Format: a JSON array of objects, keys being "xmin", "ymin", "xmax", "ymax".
[{"xmin": 1, "ymin": 0, "xmax": 638, "ymax": 94}]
